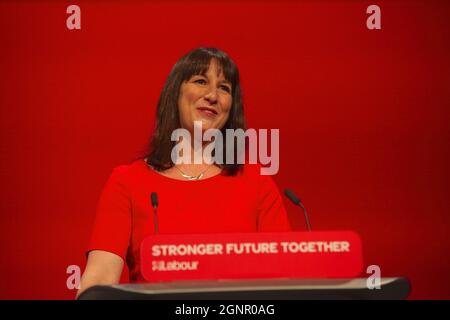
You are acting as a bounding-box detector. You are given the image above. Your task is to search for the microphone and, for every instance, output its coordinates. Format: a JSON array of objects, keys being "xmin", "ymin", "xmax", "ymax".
[
  {"xmin": 151, "ymin": 192, "xmax": 159, "ymax": 234},
  {"xmin": 284, "ymin": 189, "xmax": 312, "ymax": 231}
]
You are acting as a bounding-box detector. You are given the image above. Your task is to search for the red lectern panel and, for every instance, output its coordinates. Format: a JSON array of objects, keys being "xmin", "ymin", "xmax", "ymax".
[{"xmin": 141, "ymin": 231, "xmax": 363, "ymax": 282}]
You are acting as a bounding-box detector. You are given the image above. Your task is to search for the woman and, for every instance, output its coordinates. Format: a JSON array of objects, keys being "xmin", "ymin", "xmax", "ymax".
[{"xmin": 77, "ymin": 48, "xmax": 292, "ymax": 297}]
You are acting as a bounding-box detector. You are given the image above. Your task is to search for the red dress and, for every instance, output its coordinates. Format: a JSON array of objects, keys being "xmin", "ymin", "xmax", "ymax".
[{"xmin": 87, "ymin": 160, "xmax": 292, "ymax": 282}]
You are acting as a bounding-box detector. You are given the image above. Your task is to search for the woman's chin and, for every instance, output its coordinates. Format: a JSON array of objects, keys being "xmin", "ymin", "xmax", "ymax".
[{"xmin": 193, "ymin": 118, "xmax": 219, "ymax": 131}]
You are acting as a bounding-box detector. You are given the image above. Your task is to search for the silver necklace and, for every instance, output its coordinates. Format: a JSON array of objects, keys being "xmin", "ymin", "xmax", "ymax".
[{"xmin": 174, "ymin": 166, "xmax": 211, "ymax": 180}]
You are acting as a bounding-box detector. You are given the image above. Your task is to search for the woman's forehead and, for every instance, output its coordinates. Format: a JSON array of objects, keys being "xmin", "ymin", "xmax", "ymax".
[
  {"xmin": 190, "ymin": 60, "xmax": 231, "ymax": 82},
  {"xmin": 205, "ymin": 62, "xmax": 227, "ymax": 78}
]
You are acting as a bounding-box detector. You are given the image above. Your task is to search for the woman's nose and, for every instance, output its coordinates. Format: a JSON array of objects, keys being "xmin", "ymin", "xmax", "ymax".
[{"xmin": 204, "ymin": 86, "xmax": 218, "ymax": 104}]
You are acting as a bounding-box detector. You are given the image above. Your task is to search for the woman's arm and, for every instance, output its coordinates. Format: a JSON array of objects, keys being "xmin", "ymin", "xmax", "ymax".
[
  {"xmin": 76, "ymin": 250, "xmax": 124, "ymax": 299},
  {"xmin": 257, "ymin": 173, "xmax": 292, "ymax": 232}
]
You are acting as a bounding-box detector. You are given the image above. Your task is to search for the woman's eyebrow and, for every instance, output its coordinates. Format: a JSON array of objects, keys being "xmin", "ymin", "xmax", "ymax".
[{"xmin": 193, "ymin": 73, "xmax": 231, "ymax": 85}]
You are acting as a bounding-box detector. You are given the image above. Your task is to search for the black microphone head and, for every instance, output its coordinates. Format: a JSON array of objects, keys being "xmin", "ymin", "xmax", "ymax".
[
  {"xmin": 151, "ymin": 192, "xmax": 158, "ymax": 208},
  {"xmin": 284, "ymin": 189, "xmax": 301, "ymax": 205}
]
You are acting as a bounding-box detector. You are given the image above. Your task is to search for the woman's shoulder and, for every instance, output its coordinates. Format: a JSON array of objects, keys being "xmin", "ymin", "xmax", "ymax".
[
  {"xmin": 240, "ymin": 163, "xmax": 266, "ymax": 176},
  {"xmin": 107, "ymin": 159, "xmax": 149, "ymax": 182},
  {"xmin": 237, "ymin": 163, "xmax": 270, "ymax": 184}
]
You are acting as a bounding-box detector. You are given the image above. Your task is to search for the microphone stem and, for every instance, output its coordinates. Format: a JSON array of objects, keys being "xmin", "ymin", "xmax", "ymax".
[
  {"xmin": 298, "ymin": 203, "xmax": 312, "ymax": 231},
  {"xmin": 153, "ymin": 207, "xmax": 159, "ymax": 234}
]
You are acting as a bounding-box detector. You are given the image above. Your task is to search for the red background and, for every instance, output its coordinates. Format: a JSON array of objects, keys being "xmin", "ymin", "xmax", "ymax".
[{"xmin": 1, "ymin": 0, "xmax": 449, "ymax": 299}]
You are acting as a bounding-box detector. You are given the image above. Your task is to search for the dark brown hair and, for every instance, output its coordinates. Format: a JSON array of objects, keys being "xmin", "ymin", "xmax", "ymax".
[{"xmin": 144, "ymin": 47, "xmax": 246, "ymax": 175}]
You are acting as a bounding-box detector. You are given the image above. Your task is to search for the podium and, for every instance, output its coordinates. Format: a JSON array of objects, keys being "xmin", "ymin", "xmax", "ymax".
[{"xmin": 78, "ymin": 277, "xmax": 410, "ymax": 300}]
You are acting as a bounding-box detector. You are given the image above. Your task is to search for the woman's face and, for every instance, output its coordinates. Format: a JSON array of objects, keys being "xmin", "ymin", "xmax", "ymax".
[{"xmin": 178, "ymin": 60, "xmax": 233, "ymax": 133}]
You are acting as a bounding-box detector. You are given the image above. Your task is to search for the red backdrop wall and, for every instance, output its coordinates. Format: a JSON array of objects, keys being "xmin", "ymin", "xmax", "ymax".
[{"xmin": 1, "ymin": 0, "xmax": 449, "ymax": 299}]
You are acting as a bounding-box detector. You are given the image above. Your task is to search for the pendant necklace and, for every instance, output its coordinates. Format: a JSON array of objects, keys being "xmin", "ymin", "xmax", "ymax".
[{"xmin": 174, "ymin": 166, "xmax": 211, "ymax": 180}]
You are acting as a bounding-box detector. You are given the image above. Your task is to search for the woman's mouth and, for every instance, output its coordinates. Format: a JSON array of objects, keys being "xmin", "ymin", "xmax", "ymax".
[{"xmin": 197, "ymin": 107, "xmax": 218, "ymax": 118}]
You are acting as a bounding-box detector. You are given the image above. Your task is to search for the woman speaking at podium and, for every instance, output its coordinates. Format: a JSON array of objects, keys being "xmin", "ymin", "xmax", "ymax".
[{"xmin": 77, "ymin": 48, "xmax": 292, "ymax": 297}]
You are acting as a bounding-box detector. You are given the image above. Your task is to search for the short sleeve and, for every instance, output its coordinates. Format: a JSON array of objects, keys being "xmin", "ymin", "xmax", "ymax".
[
  {"xmin": 257, "ymin": 174, "xmax": 292, "ymax": 232},
  {"xmin": 86, "ymin": 167, "xmax": 132, "ymax": 261}
]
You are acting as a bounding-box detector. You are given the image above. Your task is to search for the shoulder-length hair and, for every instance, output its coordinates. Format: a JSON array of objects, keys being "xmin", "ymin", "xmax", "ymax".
[{"xmin": 144, "ymin": 47, "xmax": 246, "ymax": 176}]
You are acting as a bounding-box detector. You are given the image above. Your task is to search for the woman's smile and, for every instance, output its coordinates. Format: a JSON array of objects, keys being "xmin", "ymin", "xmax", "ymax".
[{"xmin": 197, "ymin": 106, "xmax": 219, "ymax": 118}]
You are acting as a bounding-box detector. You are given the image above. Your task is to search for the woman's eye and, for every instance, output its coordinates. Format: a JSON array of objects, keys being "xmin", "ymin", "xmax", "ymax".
[
  {"xmin": 193, "ymin": 79, "xmax": 206, "ymax": 84},
  {"xmin": 221, "ymin": 85, "xmax": 231, "ymax": 93}
]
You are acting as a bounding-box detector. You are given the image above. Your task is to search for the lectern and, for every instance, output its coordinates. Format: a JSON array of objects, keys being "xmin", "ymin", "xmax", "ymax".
[
  {"xmin": 80, "ymin": 232, "xmax": 409, "ymax": 300},
  {"xmin": 78, "ymin": 277, "xmax": 410, "ymax": 300}
]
